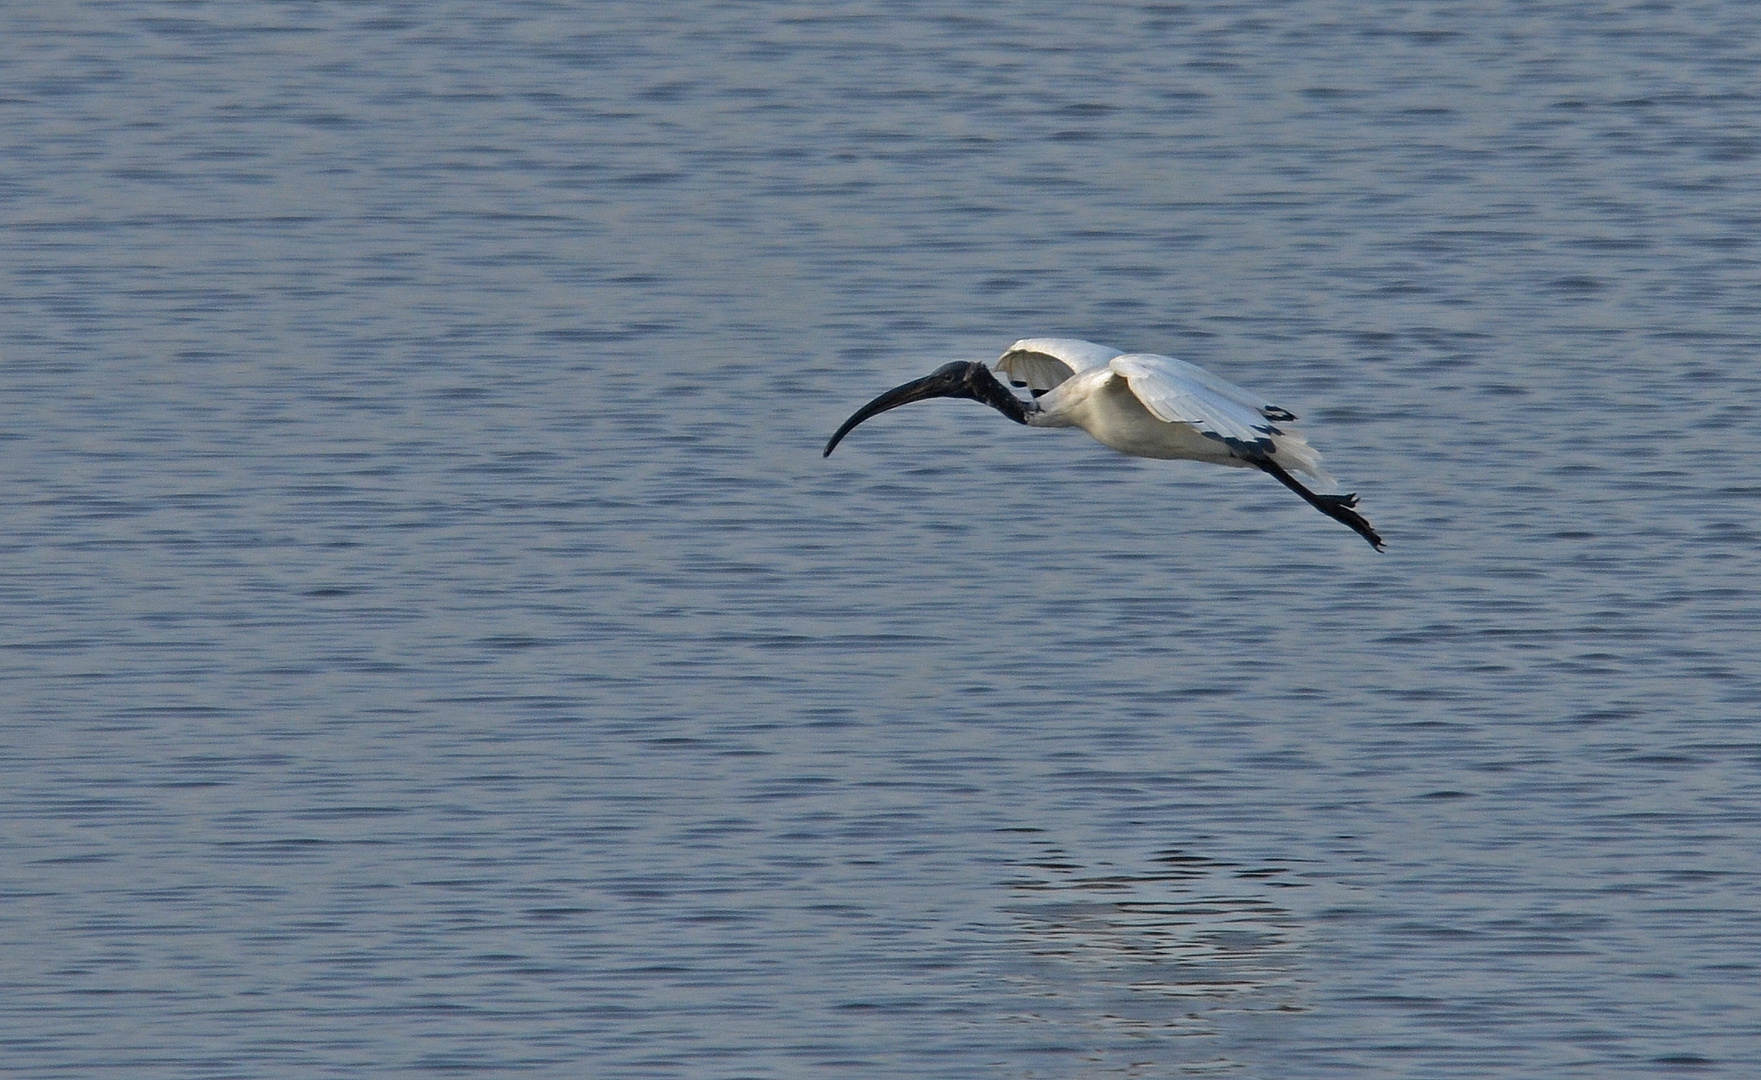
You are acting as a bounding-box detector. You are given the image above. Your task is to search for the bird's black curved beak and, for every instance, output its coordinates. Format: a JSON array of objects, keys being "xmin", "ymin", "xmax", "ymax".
[{"xmin": 823, "ymin": 361, "xmax": 1028, "ymax": 457}]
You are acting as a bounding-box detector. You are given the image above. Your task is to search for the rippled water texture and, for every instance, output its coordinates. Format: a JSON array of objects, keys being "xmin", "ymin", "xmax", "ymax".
[{"xmin": 4, "ymin": 2, "xmax": 1759, "ymax": 1076}]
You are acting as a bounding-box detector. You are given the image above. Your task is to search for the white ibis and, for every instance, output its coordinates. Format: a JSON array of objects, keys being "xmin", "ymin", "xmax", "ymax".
[{"xmin": 823, "ymin": 338, "xmax": 1383, "ymax": 550}]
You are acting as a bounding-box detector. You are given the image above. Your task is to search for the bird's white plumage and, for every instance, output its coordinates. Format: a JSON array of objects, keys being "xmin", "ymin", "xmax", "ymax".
[
  {"xmin": 1109, "ymin": 354, "xmax": 1276, "ymax": 450},
  {"xmin": 1001, "ymin": 337, "xmax": 1123, "ymax": 374},
  {"xmin": 995, "ymin": 338, "xmax": 1122, "ymax": 395},
  {"xmin": 996, "ymin": 339, "xmax": 1329, "ymax": 480}
]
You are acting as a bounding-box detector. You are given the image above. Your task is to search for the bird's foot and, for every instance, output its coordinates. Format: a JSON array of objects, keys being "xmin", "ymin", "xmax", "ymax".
[{"xmin": 1254, "ymin": 458, "xmax": 1384, "ymax": 551}]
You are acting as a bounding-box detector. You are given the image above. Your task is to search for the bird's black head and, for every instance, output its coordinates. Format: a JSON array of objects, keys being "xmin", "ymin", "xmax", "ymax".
[{"xmin": 822, "ymin": 361, "xmax": 1030, "ymax": 457}]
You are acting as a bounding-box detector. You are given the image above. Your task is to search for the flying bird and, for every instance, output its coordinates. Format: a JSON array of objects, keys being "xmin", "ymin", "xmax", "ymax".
[{"xmin": 823, "ymin": 338, "xmax": 1383, "ymax": 550}]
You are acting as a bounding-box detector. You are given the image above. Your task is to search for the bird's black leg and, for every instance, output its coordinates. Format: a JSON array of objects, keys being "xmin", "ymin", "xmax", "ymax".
[{"xmin": 1254, "ymin": 457, "xmax": 1385, "ymax": 551}]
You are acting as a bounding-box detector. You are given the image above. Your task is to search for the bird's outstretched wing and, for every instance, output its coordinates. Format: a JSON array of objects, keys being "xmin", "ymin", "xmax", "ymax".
[
  {"xmin": 1110, "ymin": 353, "xmax": 1329, "ymax": 479},
  {"xmin": 994, "ymin": 338, "xmax": 1123, "ymax": 397},
  {"xmin": 1110, "ymin": 353, "xmax": 1278, "ymax": 450}
]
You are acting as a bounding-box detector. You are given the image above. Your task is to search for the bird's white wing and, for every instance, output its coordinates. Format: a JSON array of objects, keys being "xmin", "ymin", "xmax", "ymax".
[
  {"xmin": 1110, "ymin": 352, "xmax": 1287, "ymax": 456},
  {"xmin": 995, "ymin": 338, "xmax": 1123, "ymax": 397}
]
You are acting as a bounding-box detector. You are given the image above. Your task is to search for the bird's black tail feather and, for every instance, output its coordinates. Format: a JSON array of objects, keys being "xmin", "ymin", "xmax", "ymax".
[{"xmin": 1254, "ymin": 457, "xmax": 1385, "ymax": 551}]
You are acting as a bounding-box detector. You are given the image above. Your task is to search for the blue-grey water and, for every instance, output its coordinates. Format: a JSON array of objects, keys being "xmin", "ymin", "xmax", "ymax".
[{"xmin": 5, "ymin": 2, "xmax": 1759, "ymax": 1076}]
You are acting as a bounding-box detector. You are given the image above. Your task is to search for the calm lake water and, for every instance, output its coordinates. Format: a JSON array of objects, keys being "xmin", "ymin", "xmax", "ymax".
[{"xmin": 5, "ymin": 2, "xmax": 1760, "ymax": 1076}]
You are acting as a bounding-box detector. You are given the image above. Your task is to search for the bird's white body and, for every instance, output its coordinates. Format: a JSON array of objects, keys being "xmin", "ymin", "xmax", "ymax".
[
  {"xmin": 996, "ymin": 338, "xmax": 1331, "ymax": 480},
  {"xmin": 1031, "ymin": 369, "xmax": 1243, "ymax": 465}
]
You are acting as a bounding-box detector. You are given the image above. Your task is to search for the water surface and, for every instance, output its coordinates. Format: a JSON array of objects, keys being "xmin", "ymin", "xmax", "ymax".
[{"xmin": 4, "ymin": 2, "xmax": 1759, "ymax": 1076}]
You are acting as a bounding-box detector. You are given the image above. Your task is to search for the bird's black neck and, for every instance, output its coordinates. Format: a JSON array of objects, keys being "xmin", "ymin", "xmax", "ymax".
[{"xmin": 960, "ymin": 362, "xmax": 1031, "ymax": 425}]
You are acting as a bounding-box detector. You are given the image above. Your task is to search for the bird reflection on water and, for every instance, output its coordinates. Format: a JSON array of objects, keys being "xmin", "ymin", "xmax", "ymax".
[{"xmin": 993, "ymin": 845, "xmax": 1306, "ymax": 1058}]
